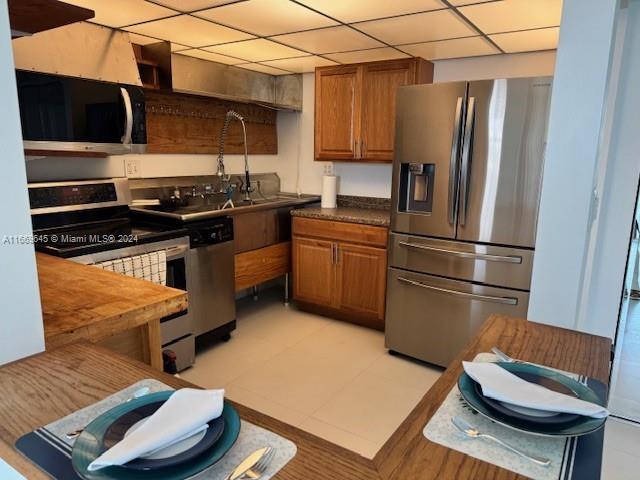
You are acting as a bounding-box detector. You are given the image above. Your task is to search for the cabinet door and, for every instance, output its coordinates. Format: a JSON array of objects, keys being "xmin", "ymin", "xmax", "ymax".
[
  {"xmin": 336, "ymin": 242, "xmax": 387, "ymax": 327},
  {"xmin": 315, "ymin": 65, "xmax": 360, "ymax": 160},
  {"xmin": 293, "ymin": 237, "xmax": 335, "ymax": 307},
  {"xmin": 360, "ymin": 60, "xmax": 416, "ymax": 162}
]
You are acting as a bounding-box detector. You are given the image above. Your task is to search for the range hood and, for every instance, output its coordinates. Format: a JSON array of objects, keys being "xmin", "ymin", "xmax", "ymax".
[
  {"xmin": 171, "ymin": 53, "xmax": 302, "ymax": 111},
  {"xmin": 12, "ymin": 21, "xmax": 142, "ymax": 86}
]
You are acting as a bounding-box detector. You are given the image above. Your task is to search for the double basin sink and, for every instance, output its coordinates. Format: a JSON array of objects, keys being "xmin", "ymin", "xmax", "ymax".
[{"xmin": 131, "ymin": 193, "xmax": 320, "ymax": 222}]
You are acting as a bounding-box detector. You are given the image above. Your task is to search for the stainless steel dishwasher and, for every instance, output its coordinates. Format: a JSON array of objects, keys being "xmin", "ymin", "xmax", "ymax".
[{"xmin": 186, "ymin": 216, "xmax": 236, "ymax": 345}]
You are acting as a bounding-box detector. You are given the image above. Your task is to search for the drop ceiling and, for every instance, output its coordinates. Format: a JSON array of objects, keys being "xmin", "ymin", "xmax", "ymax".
[{"xmin": 61, "ymin": 0, "xmax": 563, "ymax": 75}]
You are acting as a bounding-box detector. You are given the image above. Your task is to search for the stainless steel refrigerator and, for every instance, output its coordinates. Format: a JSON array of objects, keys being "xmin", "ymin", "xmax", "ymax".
[{"xmin": 385, "ymin": 77, "xmax": 552, "ymax": 367}]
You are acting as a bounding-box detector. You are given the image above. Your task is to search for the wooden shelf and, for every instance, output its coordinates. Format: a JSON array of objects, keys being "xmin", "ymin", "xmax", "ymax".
[
  {"xmin": 24, "ymin": 149, "xmax": 108, "ymax": 158},
  {"xmin": 9, "ymin": 0, "xmax": 94, "ymax": 38}
]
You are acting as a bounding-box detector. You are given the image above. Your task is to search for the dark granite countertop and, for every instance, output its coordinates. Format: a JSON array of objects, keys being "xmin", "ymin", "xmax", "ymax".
[{"xmin": 291, "ymin": 206, "xmax": 390, "ymax": 227}]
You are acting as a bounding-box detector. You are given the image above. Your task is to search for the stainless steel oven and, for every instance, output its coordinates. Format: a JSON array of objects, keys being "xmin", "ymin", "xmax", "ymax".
[{"xmin": 68, "ymin": 237, "xmax": 195, "ymax": 372}]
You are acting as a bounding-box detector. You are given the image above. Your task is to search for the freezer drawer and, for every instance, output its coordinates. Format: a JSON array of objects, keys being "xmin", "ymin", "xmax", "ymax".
[
  {"xmin": 389, "ymin": 233, "xmax": 534, "ymax": 290},
  {"xmin": 385, "ymin": 268, "xmax": 529, "ymax": 367}
]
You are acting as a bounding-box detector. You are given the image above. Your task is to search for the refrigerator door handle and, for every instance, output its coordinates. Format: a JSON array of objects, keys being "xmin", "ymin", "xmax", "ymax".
[
  {"xmin": 459, "ymin": 96, "xmax": 476, "ymax": 226},
  {"xmin": 398, "ymin": 241, "xmax": 523, "ymax": 264},
  {"xmin": 447, "ymin": 97, "xmax": 464, "ymax": 225},
  {"xmin": 397, "ymin": 276, "xmax": 518, "ymax": 305}
]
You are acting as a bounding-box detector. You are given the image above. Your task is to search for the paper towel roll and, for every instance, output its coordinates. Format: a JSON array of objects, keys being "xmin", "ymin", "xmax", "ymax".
[{"xmin": 321, "ymin": 175, "xmax": 337, "ymax": 209}]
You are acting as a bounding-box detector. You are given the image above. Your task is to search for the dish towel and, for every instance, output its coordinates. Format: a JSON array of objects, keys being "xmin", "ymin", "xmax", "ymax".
[
  {"xmin": 92, "ymin": 250, "xmax": 167, "ymax": 286},
  {"xmin": 462, "ymin": 362, "xmax": 609, "ymax": 418},
  {"xmin": 88, "ymin": 388, "xmax": 224, "ymax": 471}
]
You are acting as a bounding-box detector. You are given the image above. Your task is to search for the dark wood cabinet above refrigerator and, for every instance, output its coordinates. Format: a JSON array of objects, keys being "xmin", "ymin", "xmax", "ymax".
[{"xmin": 314, "ymin": 57, "xmax": 433, "ymax": 163}]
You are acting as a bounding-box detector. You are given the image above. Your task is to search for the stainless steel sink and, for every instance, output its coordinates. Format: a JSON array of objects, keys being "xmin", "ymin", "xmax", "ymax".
[{"xmin": 131, "ymin": 192, "xmax": 320, "ymax": 222}]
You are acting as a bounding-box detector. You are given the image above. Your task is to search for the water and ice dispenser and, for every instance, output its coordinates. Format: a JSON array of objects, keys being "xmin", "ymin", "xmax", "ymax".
[{"xmin": 398, "ymin": 163, "xmax": 435, "ymax": 214}]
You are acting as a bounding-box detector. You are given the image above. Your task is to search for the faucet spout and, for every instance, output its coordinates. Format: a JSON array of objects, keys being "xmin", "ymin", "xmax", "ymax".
[{"xmin": 217, "ymin": 110, "xmax": 252, "ymax": 202}]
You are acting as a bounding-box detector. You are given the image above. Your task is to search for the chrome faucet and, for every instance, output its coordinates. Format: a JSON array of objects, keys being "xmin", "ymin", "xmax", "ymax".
[{"xmin": 216, "ymin": 110, "xmax": 253, "ymax": 202}]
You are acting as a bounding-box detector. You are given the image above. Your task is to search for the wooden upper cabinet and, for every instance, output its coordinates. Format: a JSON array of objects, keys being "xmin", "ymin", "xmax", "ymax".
[
  {"xmin": 360, "ymin": 60, "xmax": 416, "ymax": 162},
  {"xmin": 314, "ymin": 66, "xmax": 360, "ymax": 160},
  {"xmin": 315, "ymin": 58, "xmax": 433, "ymax": 163}
]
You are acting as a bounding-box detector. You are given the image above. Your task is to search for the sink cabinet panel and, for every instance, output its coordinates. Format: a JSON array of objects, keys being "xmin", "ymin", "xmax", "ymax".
[{"xmin": 292, "ymin": 217, "xmax": 388, "ymax": 330}]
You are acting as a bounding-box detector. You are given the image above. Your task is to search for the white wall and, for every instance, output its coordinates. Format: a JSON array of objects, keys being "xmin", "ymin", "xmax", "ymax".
[
  {"xmin": 433, "ymin": 51, "xmax": 556, "ymax": 83},
  {"xmin": 528, "ymin": 0, "xmax": 620, "ymax": 334},
  {"xmin": 576, "ymin": 0, "xmax": 640, "ymax": 339},
  {"xmin": 0, "ymin": 2, "xmax": 45, "ymax": 365}
]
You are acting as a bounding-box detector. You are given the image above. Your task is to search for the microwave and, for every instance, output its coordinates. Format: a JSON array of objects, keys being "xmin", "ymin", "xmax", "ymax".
[{"xmin": 16, "ymin": 70, "xmax": 147, "ymax": 155}]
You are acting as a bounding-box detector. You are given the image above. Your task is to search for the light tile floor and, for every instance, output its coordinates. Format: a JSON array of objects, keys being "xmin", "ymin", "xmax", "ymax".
[
  {"xmin": 182, "ymin": 288, "xmax": 442, "ymax": 458},
  {"xmin": 182, "ymin": 288, "xmax": 640, "ymax": 476}
]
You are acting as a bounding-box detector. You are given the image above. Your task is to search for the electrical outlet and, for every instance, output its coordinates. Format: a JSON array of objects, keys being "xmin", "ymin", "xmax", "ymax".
[
  {"xmin": 125, "ymin": 158, "xmax": 141, "ymax": 178},
  {"xmin": 323, "ymin": 163, "xmax": 334, "ymax": 175}
]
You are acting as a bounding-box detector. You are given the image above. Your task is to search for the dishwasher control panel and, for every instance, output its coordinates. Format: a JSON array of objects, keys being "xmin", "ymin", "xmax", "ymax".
[{"xmin": 189, "ymin": 216, "xmax": 234, "ymax": 246}]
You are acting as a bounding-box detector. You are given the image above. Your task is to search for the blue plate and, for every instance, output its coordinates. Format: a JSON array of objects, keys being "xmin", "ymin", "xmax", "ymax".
[
  {"xmin": 72, "ymin": 391, "xmax": 240, "ymax": 480},
  {"xmin": 458, "ymin": 362, "xmax": 607, "ymax": 437}
]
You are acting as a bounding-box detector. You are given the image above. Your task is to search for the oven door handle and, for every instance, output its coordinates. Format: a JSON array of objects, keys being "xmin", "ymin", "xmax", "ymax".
[
  {"xmin": 397, "ymin": 276, "xmax": 518, "ymax": 305},
  {"xmin": 164, "ymin": 245, "xmax": 189, "ymax": 259},
  {"xmin": 398, "ymin": 241, "xmax": 522, "ymax": 264}
]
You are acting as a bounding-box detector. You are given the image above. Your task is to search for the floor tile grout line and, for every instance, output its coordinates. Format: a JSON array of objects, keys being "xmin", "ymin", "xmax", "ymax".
[{"xmin": 301, "ymin": 416, "xmax": 382, "ymax": 446}]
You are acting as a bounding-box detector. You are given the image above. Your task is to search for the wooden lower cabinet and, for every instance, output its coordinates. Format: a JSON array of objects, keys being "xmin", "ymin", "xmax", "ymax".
[
  {"xmin": 292, "ymin": 237, "xmax": 335, "ymax": 306},
  {"xmin": 336, "ymin": 243, "xmax": 387, "ymax": 322},
  {"xmin": 292, "ymin": 217, "xmax": 388, "ymax": 330}
]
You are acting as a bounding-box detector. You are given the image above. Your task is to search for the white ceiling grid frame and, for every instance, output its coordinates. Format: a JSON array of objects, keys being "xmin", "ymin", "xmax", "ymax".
[{"xmin": 63, "ymin": 0, "xmax": 564, "ymax": 73}]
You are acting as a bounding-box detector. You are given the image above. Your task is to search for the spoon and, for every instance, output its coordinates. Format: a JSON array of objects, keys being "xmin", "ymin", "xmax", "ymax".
[
  {"xmin": 65, "ymin": 387, "xmax": 150, "ymax": 440},
  {"xmin": 451, "ymin": 416, "xmax": 551, "ymax": 467}
]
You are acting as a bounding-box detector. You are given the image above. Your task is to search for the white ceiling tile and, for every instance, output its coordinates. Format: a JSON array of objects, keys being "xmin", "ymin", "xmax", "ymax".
[
  {"xmin": 205, "ymin": 39, "xmax": 306, "ymax": 62},
  {"xmin": 171, "ymin": 43, "xmax": 190, "ymax": 52},
  {"xmin": 459, "ymin": 0, "xmax": 562, "ymax": 34},
  {"xmin": 125, "ymin": 15, "xmax": 254, "ymax": 47},
  {"xmin": 237, "ymin": 63, "xmax": 292, "ymax": 75},
  {"xmin": 262, "ymin": 55, "xmax": 338, "ymax": 73},
  {"xmin": 297, "ymin": 0, "xmax": 445, "ymax": 23},
  {"xmin": 356, "ymin": 10, "xmax": 476, "ymax": 45},
  {"xmin": 195, "ymin": 0, "xmax": 337, "ymax": 36},
  {"xmin": 489, "ymin": 27, "xmax": 559, "ymax": 53},
  {"xmin": 272, "ymin": 26, "xmax": 383, "ymax": 54},
  {"xmin": 151, "ymin": 0, "xmax": 241, "ymax": 12},
  {"xmin": 177, "ymin": 49, "xmax": 244, "ymax": 64},
  {"xmin": 326, "ymin": 47, "xmax": 409, "ymax": 64},
  {"xmin": 401, "ymin": 36, "xmax": 498, "ymax": 60},
  {"xmin": 63, "ymin": 0, "xmax": 174, "ymax": 28}
]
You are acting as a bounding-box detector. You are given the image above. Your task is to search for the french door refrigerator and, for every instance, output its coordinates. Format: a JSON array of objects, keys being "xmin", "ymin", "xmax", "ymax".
[{"xmin": 385, "ymin": 77, "xmax": 552, "ymax": 367}]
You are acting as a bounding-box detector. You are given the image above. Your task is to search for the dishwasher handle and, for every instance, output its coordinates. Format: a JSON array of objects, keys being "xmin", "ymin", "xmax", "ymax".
[{"xmin": 397, "ymin": 276, "xmax": 518, "ymax": 305}]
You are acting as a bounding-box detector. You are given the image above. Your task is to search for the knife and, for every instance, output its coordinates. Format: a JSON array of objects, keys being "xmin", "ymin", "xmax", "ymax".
[{"xmin": 226, "ymin": 447, "xmax": 270, "ymax": 480}]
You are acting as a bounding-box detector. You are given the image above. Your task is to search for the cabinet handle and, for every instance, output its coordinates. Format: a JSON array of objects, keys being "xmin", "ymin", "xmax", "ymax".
[
  {"xmin": 335, "ymin": 244, "xmax": 339, "ymax": 264},
  {"xmin": 360, "ymin": 139, "xmax": 365, "ymax": 158}
]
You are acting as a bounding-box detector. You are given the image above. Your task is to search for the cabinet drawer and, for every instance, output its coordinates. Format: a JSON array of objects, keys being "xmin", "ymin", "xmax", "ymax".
[
  {"xmin": 235, "ymin": 241, "xmax": 291, "ymax": 291},
  {"xmin": 293, "ymin": 217, "xmax": 388, "ymax": 248}
]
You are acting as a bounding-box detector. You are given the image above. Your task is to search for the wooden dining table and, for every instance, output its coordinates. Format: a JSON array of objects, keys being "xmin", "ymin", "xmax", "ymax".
[{"xmin": 0, "ymin": 314, "xmax": 611, "ymax": 479}]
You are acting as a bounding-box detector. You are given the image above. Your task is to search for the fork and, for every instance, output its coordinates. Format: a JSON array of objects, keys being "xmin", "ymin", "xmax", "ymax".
[
  {"xmin": 241, "ymin": 447, "xmax": 276, "ymax": 479},
  {"xmin": 451, "ymin": 416, "xmax": 550, "ymax": 467}
]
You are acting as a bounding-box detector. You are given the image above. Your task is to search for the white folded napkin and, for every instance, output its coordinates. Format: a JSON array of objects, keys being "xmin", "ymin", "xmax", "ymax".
[
  {"xmin": 88, "ymin": 388, "xmax": 224, "ymax": 471},
  {"xmin": 462, "ymin": 362, "xmax": 609, "ymax": 419}
]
